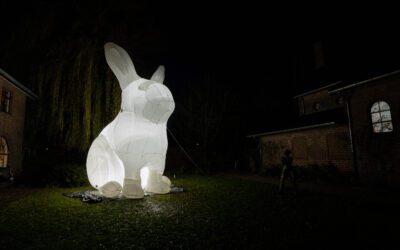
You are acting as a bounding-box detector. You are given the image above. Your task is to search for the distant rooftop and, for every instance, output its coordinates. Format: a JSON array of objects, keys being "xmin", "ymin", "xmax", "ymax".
[
  {"xmin": 294, "ymin": 69, "xmax": 400, "ymax": 98},
  {"xmin": 0, "ymin": 68, "xmax": 37, "ymax": 99},
  {"xmin": 293, "ymin": 81, "xmax": 342, "ymax": 98},
  {"xmin": 329, "ymin": 69, "xmax": 400, "ymax": 94},
  {"xmin": 246, "ymin": 122, "xmax": 336, "ymax": 138}
]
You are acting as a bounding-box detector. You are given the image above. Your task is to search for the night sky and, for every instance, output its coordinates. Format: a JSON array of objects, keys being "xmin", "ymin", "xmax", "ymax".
[{"xmin": 1, "ymin": 1, "xmax": 400, "ymax": 165}]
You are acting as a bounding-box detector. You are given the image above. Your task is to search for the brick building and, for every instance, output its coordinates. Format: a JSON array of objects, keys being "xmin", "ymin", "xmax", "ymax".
[
  {"xmin": 0, "ymin": 68, "xmax": 36, "ymax": 179},
  {"xmin": 331, "ymin": 70, "xmax": 400, "ymax": 182},
  {"xmin": 248, "ymin": 70, "xmax": 400, "ymax": 182}
]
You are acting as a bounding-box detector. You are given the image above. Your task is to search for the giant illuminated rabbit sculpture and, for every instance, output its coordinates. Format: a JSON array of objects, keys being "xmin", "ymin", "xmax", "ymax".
[{"xmin": 86, "ymin": 42, "xmax": 175, "ymax": 199}]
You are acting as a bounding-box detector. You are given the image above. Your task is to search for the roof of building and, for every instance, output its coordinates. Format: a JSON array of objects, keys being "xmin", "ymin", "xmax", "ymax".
[
  {"xmin": 246, "ymin": 122, "xmax": 336, "ymax": 138},
  {"xmin": 329, "ymin": 69, "xmax": 400, "ymax": 94},
  {"xmin": 293, "ymin": 81, "xmax": 342, "ymax": 98},
  {"xmin": 0, "ymin": 68, "xmax": 37, "ymax": 99},
  {"xmin": 294, "ymin": 69, "xmax": 400, "ymax": 98},
  {"xmin": 246, "ymin": 106, "xmax": 347, "ymax": 138}
]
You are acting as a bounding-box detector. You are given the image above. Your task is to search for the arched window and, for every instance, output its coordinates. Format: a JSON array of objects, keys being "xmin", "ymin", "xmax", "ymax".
[
  {"xmin": 0, "ymin": 137, "xmax": 8, "ymax": 168},
  {"xmin": 371, "ymin": 101, "xmax": 393, "ymax": 133}
]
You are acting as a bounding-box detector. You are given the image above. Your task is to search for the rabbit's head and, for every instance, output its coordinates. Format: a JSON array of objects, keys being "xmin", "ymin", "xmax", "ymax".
[{"xmin": 105, "ymin": 42, "xmax": 174, "ymax": 124}]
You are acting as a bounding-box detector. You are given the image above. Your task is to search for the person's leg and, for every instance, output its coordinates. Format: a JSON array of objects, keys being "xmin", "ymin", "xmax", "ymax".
[
  {"xmin": 291, "ymin": 169, "xmax": 298, "ymax": 194},
  {"xmin": 279, "ymin": 166, "xmax": 287, "ymax": 194}
]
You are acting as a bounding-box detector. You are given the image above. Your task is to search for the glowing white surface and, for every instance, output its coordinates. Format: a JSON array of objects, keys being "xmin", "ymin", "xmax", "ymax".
[{"xmin": 86, "ymin": 42, "xmax": 174, "ymax": 198}]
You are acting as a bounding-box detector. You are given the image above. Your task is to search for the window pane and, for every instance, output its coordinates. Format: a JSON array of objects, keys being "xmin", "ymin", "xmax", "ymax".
[
  {"xmin": 379, "ymin": 101, "xmax": 390, "ymax": 111},
  {"xmin": 371, "ymin": 112, "xmax": 381, "ymax": 123},
  {"xmin": 373, "ymin": 123, "xmax": 382, "ymax": 133},
  {"xmin": 381, "ymin": 111, "xmax": 392, "ymax": 121},
  {"xmin": 382, "ymin": 121, "xmax": 393, "ymax": 132},
  {"xmin": 371, "ymin": 102, "xmax": 380, "ymax": 113}
]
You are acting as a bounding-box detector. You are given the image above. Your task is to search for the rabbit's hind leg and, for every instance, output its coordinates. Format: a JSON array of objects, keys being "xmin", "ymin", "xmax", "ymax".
[{"xmin": 87, "ymin": 135, "xmax": 124, "ymax": 198}]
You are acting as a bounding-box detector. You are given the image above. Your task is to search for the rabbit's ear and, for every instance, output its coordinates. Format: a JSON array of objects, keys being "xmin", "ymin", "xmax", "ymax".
[
  {"xmin": 104, "ymin": 42, "xmax": 140, "ymax": 90},
  {"xmin": 150, "ymin": 65, "xmax": 165, "ymax": 84}
]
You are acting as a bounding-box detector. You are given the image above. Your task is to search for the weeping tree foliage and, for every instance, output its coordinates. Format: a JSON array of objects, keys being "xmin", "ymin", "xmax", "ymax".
[
  {"xmin": 25, "ymin": 39, "xmax": 121, "ymax": 155},
  {"xmin": 16, "ymin": 3, "xmax": 164, "ymax": 160}
]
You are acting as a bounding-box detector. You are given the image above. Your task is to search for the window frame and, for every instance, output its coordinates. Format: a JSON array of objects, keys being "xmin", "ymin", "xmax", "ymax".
[
  {"xmin": 370, "ymin": 101, "xmax": 393, "ymax": 133},
  {"xmin": 1, "ymin": 88, "xmax": 12, "ymax": 114},
  {"xmin": 0, "ymin": 136, "xmax": 9, "ymax": 168}
]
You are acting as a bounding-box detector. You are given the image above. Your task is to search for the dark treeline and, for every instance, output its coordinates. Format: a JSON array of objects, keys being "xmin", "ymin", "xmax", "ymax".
[
  {"xmin": 26, "ymin": 41, "xmax": 121, "ymax": 152},
  {"xmin": 1, "ymin": 1, "xmax": 300, "ymax": 173},
  {"xmin": 1, "ymin": 2, "xmax": 171, "ymax": 164}
]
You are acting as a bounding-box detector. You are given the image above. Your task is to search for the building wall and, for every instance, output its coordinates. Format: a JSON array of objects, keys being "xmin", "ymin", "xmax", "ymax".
[
  {"xmin": 300, "ymin": 88, "xmax": 344, "ymax": 115},
  {"xmin": 259, "ymin": 124, "xmax": 352, "ymax": 172},
  {"xmin": 349, "ymin": 75, "xmax": 400, "ymax": 182},
  {"xmin": 0, "ymin": 75, "xmax": 27, "ymax": 175}
]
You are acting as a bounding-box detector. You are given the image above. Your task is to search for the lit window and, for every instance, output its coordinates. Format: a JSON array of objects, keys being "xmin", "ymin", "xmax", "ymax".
[
  {"xmin": 0, "ymin": 137, "xmax": 8, "ymax": 168},
  {"xmin": 371, "ymin": 101, "xmax": 393, "ymax": 133},
  {"xmin": 1, "ymin": 88, "xmax": 12, "ymax": 113}
]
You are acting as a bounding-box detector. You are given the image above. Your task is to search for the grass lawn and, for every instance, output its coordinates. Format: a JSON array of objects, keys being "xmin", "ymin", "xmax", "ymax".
[{"xmin": 0, "ymin": 174, "xmax": 399, "ymax": 249}]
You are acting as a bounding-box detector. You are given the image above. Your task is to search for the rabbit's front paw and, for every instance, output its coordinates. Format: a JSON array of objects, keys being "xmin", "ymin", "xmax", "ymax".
[
  {"xmin": 145, "ymin": 172, "xmax": 171, "ymax": 194},
  {"xmin": 122, "ymin": 178, "xmax": 144, "ymax": 199}
]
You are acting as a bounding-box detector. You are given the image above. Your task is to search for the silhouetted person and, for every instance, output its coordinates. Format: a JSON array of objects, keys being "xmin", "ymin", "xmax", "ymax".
[{"xmin": 279, "ymin": 149, "xmax": 297, "ymax": 194}]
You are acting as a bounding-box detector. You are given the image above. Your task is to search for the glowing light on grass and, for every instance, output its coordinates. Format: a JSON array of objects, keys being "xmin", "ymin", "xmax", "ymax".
[{"xmin": 86, "ymin": 42, "xmax": 174, "ymax": 198}]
